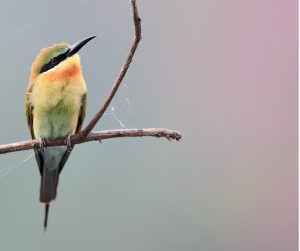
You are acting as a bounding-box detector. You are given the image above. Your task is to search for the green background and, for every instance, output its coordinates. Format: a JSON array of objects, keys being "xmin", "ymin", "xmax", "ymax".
[{"xmin": 0, "ymin": 0, "xmax": 297, "ymax": 250}]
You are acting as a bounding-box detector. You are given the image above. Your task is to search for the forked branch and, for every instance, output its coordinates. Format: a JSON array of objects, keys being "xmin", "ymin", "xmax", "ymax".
[
  {"xmin": 0, "ymin": 0, "xmax": 182, "ymax": 156},
  {"xmin": 80, "ymin": 0, "xmax": 141, "ymax": 136}
]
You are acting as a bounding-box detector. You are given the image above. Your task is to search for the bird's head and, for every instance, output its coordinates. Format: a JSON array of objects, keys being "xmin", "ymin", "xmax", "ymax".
[{"xmin": 30, "ymin": 36, "xmax": 96, "ymax": 82}]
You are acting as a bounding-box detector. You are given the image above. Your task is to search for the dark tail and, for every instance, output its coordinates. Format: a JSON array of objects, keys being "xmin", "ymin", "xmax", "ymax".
[
  {"xmin": 35, "ymin": 146, "xmax": 72, "ymax": 230},
  {"xmin": 40, "ymin": 166, "xmax": 59, "ymax": 203},
  {"xmin": 40, "ymin": 165, "xmax": 59, "ymax": 231},
  {"xmin": 44, "ymin": 203, "xmax": 50, "ymax": 231}
]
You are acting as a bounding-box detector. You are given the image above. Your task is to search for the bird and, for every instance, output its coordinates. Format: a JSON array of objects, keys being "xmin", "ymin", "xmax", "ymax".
[{"xmin": 25, "ymin": 36, "xmax": 96, "ymax": 230}]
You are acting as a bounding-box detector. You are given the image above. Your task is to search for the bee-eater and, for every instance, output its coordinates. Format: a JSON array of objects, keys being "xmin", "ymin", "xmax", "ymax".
[{"xmin": 25, "ymin": 36, "xmax": 96, "ymax": 230}]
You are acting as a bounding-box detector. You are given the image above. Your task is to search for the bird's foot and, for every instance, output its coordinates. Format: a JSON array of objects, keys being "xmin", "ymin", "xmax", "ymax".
[
  {"xmin": 65, "ymin": 135, "xmax": 73, "ymax": 153},
  {"xmin": 39, "ymin": 138, "xmax": 47, "ymax": 152}
]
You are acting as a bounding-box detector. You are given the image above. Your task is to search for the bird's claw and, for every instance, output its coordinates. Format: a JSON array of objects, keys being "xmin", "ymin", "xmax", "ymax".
[
  {"xmin": 39, "ymin": 138, "xmax": 47, "ymax": 152},
  {"xmin": 65, "ymin": 135, "xmax": 73, "ymax": 152}
]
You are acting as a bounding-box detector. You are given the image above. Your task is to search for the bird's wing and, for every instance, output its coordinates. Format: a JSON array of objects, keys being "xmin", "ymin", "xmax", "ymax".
[
  {"xmin": 75, "ymin": 93, "xmax": 87, "ymax": 133},
  {"xmin": 25, "ymin": 84, "xmax": 44, "ymax": 175},
  {"xmin": 25, "ymin": 87, "xmax": 35, "ymax": 139},
  {"xmin": 58, "ymin": 93, "xmax": 86, "ymax": 174}
]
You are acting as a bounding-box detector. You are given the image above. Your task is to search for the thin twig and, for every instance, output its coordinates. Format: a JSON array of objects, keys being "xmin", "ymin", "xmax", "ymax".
[
  {"xmin": 81, "ymin": 0, "xmax": 141, "ymax": 136},
  {"xmin": 0, "ymin": 129, "xmax": 182, "ymax": 154}
]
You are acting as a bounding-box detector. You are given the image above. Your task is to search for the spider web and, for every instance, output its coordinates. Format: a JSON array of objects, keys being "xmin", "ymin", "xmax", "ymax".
[
  {"xmin": 0, "ymin": 152, "xmax": 34, "ymax": 180},
  {"xmin": 0, "ymin": 0, "xmax": 90, "ymax": 42},
  {"xmin": 100, "ymin": 82, "xmax": 136, "ymax": 130}
]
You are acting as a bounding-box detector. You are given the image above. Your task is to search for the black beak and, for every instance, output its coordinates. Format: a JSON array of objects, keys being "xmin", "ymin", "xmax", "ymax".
[{"xmin": 67, "ymin": 36, "xmax": 97, "ymax": 57}]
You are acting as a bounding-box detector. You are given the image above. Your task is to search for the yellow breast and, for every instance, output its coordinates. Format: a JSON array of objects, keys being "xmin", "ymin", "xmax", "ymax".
[{"xmin": 29, "ymin": 56, "xmax": 87, "ymax": 139}]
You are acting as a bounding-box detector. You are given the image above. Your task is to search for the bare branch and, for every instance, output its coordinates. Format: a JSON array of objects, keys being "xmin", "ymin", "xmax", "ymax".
[
  {"xmin": 0, "ymin": 128, "xmax": 182, "ymax": 154},
  {"xmin": 0, "ymin": 1, "xmax": 183, "ymax": 157},
  {"xmin": 81, "ymin": 0, "xmax": 142, "ymax": 136}
]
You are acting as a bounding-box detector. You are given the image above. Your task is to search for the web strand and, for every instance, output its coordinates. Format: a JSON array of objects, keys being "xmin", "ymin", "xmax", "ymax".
[
  {"xmin": 0, "ymin": 152, "xmax": 34, "ymax": 179},
  {"xmin": 0, "ymin": 0, "xmax": 90, "ymax": 42}
]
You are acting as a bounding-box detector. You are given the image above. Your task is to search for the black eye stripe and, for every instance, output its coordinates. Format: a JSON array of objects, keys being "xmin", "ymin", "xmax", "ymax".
[
  {"xmin": 39, "ymin": 49, "xmax": 70, "ymax": 74},
  {"xmin": 40, "ymin": 59, "xmax": 60, "ymax": 74}
]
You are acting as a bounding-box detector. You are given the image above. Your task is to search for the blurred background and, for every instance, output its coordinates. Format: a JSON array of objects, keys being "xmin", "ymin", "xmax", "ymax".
[{"xmin": 0, "ymin": 0, "xmax": 297, "ymax": 250}]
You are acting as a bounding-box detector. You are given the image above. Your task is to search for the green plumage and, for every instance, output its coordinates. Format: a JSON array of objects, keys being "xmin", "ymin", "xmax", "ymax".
[{"xmin": 25, "ymin": 40, "xmax": 90, "ymax": 230}]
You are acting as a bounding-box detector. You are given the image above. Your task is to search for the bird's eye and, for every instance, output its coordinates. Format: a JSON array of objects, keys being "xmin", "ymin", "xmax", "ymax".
[{"xmin": 50, "ymin": 59, "xmax": 58, "ymax": 65}]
